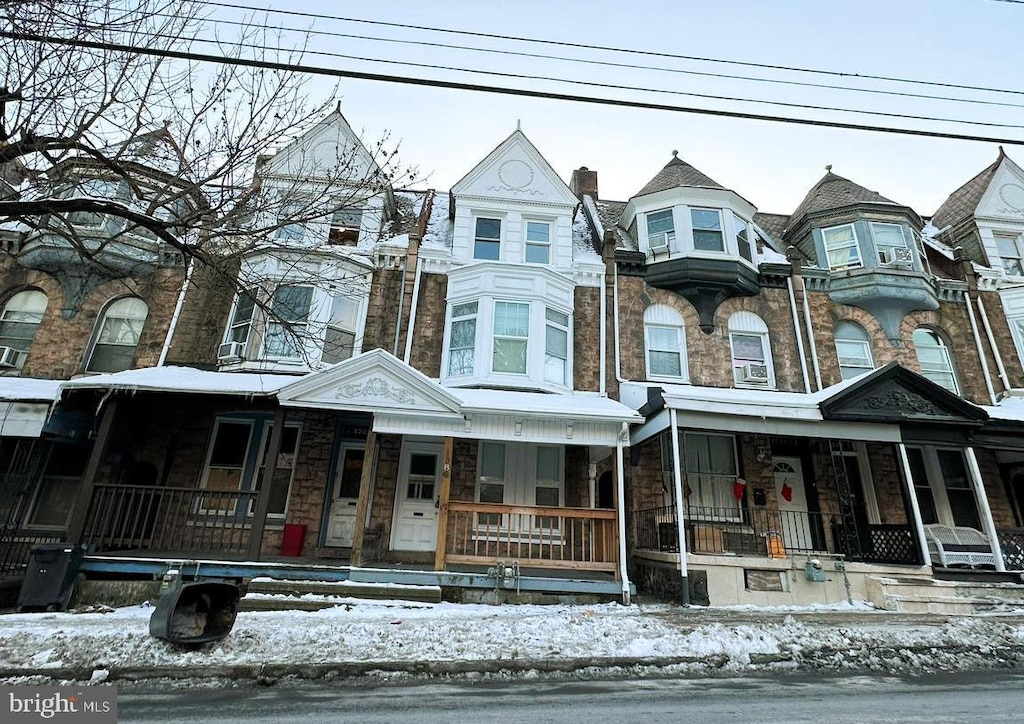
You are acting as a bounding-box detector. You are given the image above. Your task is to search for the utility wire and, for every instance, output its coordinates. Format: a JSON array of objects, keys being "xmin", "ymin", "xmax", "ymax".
[
  {"xmin": 3, "ymin": 29, "xmax": 1023, "ymax": 147},
  {"xmin": 207, "ymin": 1, "xmax": 1024, "ymax": 99},
  {"xmin": 136, "ymin": 29, "xmax": 1024, "ymax": 131},
  {"xmin": 160, "ymin": 12, "xmax": 1024, "ymax": 112}
]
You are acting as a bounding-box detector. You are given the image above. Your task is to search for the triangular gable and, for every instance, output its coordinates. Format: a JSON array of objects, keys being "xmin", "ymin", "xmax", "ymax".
[
  {"xmin": 819, "ymin": 362, "xmax": 988, "ymax": 425},
  {"xmin": 276, "ymin": 348, "xmax": 463, "ymax": 418},
  {"xmin": 450, "ymin": 129, "xmax": 578, "ymax": 206},
  {"xmin": 976, "ymin": 153, "xmax": 1024, "ymax": 220},
  {"xmin": 262, "ymin": 109, "xmax": 379, "ymax": 182}
]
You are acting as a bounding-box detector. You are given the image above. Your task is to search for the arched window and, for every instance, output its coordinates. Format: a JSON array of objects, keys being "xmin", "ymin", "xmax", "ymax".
[
  {"xmin": 86, "ymin": 297, "xmax": 149, "ymax": 373},
  {"xmin": 728, "ymin": 311, "xmax": 775, "ymax": 388},
  {"xmin": 913, "ymin": 328, "xmax": 959, "ymax": 394},
  {"xmin": 834, "ymin": 321, "xmax": 874, "ymax": 380},
  {"xmin": 0, "ymin": 290, "xmax": 47, "ymax": 368},
  {"xmin": 644, "ymin": 304, "xmax": 687, "ymax": 381}
]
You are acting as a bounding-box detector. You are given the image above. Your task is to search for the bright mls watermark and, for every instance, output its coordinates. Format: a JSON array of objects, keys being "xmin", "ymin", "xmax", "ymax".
[{"xmin": 4, "ymin": 686, "xmax": 116, "ymax": 722}]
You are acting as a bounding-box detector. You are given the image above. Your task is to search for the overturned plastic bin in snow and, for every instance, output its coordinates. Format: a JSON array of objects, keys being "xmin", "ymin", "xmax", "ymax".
[{"xmin": 149, "ymin": 568, "xmax": 240, "ymax": 646}]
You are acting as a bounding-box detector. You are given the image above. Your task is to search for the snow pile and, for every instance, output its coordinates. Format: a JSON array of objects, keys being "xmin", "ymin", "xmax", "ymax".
[{"xmin": 1, "ymin": 600, "xmax": 1023, "ymax": 682}]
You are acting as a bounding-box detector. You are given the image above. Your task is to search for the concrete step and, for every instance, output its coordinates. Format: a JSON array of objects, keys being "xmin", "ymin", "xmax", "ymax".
[
  {"xmin": 868, "ymin": 576, "xmax": 1024, "ymax": 614},
  {"xmin": 239, "ymin": 577, "xmax": 442, "ymax": 612}
]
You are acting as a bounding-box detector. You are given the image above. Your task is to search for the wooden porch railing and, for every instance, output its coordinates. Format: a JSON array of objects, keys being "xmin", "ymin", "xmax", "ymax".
[
  {"xmin": 80, "ymin": 484, "xmax": 258, "ymax": 556},
  {"xmin": 442, "ymin": 502, "xmax": 618, "ymax": 572}
]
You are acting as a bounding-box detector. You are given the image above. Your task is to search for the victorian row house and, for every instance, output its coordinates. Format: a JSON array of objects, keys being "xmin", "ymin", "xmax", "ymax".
[{"xmin": 3, "ymin": 110, "xmax": 1024, "ymax": 608}]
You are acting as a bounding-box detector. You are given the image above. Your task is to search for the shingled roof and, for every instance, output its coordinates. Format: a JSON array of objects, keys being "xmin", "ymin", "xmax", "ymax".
[
  {"xmin": 634, "ymin": 151, "xmax": 724, "ymax": 197},
  {"xmin": 930, "ymin": 148, "xmax": 1005, "ymax": 231},
  {"xmin": 787, "ymin": 169, "xmax": 897, "ymax": 231}
]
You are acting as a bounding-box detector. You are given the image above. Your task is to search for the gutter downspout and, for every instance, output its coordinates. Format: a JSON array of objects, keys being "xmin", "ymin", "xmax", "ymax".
[
  {"xmin": 964, "ymin": 292, "xmax": 998, "ymax": 405},
  {"xmin": 799, "ymin": 276, "xmax": 823, "ymax": 391},
  {"xmin": 787, "ymin": 277, "xmax": 811, "ymax": 394},
  {"xmin": 402, "ymin": 255, "xmax": 424, "ymax": 365},
  {"xmin": 669, "ymin": 408, "xmax": 690, "ymax": 605},
  {"xmin": 615, "ymin": 422, "xmax": 631, "ymax": 605},
  {"xmin": 965, "ymin": 446, "xmax": 1006, "ymax": 572},
  {"xmin": 158, "ymin": 257, "xmax": 194, "ymax": 367},
  {"xmin": 599, "ymin": 268, "xmax": 607, "ymax": 395},
  {"xmin": 613, "ymin": 256, "xmax": 626, "ymax": 385},
  {"xmin": 976, "ymin": 295, "xmax": 1011, "ymax": 393}
]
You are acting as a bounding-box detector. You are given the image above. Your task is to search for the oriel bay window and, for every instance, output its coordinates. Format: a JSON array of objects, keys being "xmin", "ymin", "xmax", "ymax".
[{"xmin": 444, "ymin": 297, "xmax": 573, "ymax": 389}]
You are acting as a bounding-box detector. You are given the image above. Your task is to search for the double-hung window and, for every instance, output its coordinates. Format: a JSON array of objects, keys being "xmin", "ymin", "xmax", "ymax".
[
  {"xmin": 733, "ymin": 212, "xmax": 753, "ymax": 262},
  {"xmin": 323, "ymin": 294, "xmax": 361, "ymax": 365},
  {"xmin": 834, "ymin": 321, "xmax": 874, "ymax": 380},
  {"xmin": 492, "ymin": 301, "xmax": 530, "ymax": 374},
  {"xmin": 0, "ymin": 290, "xmax": 47, "ymax": 367},
  {"xmin": 264, "ymin": 284, "xmax": 313, "ymax": 359},
  {"xmin": 275, "ymin": 203, "xmax": 306, "ymax": 241},
  {"xmin": 87, "ymin": 297, "xmax": 149, "ymax": 373},
  {"xmin": 447, "ymin": 301, "xmax": 478, "ymax": 376},
  {"xmin": 474, "ymin": 217, "xmax": 501, "ymax": 260},
  {"xmin": 822, "ymin": 224, "xmax": 861, "ymax": 270},
  {"xmin": 224, "ymin": 289, "xmax": 257, "ymax": 348},
  {"xmin": 329, "ymin": 207, "xmax": 363, "ymax": 245},
  {"xmin": 683, "ymin": 432, "xmax": 739, "ymax": 519},
  {"xmin": 905, "ymin": 446, "xmax": 982, "ymax": 530},
  {"xmin": 544, "ymin": 308, "xmax": 569, "ymax": 385},
  {"xmin": 691, "ymin": 208, "xmax": 724, "ymax": 252},
  {"xmin": 729, "ymin": 311, "xmax": 774, "ymax": 387},
  {"xmin": 646, "ymin": 209, "xmax": 675, "ymax": 253},
  {"xmin": 913, "ymin": 328, "xmax": 959, "ymax": 394},
  {"xmin": 995, "ymin": 232, "xmax": 1024, "ymax": 277},
  {"xmin": 872, "ymin": 222, "xmax": 909, "ymax": 265},
  {"xmin": 525, "ymin": 221, "xmax": 551, "ymax": 264}
]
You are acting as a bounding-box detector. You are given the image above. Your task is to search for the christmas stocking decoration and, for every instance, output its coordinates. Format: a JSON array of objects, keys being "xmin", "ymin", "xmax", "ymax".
[{"xmin": 781, "ymin": 482, "xmax": 793, "ymax": 502}]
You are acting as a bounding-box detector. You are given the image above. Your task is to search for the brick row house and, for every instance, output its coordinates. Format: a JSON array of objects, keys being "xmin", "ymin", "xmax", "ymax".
[{"xmin": 3, "ymin": 111, "xmax": 1024, "ymax": 605}]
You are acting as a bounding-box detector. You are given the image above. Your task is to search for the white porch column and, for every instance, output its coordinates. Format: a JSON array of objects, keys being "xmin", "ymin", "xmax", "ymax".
[
  {"xmin": 615, "ymin": 423, "xmax": 632, "ymax": 605},
  {"xmin": 669, "ymin": 409, "xmax": 690, "ymax": 605},
  {"xmin": 965, "ymin": 446, "xmax": 1006, "ymax": 572},
  {"xmin": 897, "ymin": 442, "xmax": 932, "ymax": 568}
]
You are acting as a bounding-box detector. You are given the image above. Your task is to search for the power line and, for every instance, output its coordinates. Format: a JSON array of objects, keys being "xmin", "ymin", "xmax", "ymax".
[
  {"xmin": 4, "ymin": 29, "xmax": 1023, "ymax": 147},
  {"xmin": 207, "ymin": 1, "xmax": 1024, "ymax": 99},
  {"xmin": 164, "ymin": 11, "xmax": 1024, "ymax": 112},
  {"xmin": 142, "ymin": 29, "xmax": 1024, "ymax": 131}
]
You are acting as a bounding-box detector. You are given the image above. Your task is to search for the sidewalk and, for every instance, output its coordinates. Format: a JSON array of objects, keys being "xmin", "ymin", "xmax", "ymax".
[{"xmin": 2, "ymin": 598, "xmax": 1024, "ymax": 685}]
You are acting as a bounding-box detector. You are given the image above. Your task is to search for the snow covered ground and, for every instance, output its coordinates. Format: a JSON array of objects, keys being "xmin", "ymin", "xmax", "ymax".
[{"xmin": 2, "ymin": 597, "xmax": 1024, "ymax": 685}]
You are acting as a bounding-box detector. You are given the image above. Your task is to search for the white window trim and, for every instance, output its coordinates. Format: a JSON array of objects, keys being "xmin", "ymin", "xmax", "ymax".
[
  {"xmin": 821, "ymin": 223, "xmax": 863, "ymax": 271},
  {"xmin": 994, "ymin": 231, "xmax": 1024, "ymax": 277},
  {"xmin": 913, "ymin": 328, "xmax": 960, "ymax": 395},
  {"xmin": 645, "ymin": 323, "xmax": 687, "ymax": 382},
  {"xmin": 260, "ymin": 283, "xmax": 315, "ymax": 363},
  {"xmin": 644, "ymin": 208, "xmax": 677, "ymax": 255},
  {"xmin": 473, "ymin": 215, "xmax": 503, "ymax": 261},
  {"xmin": 689, "ymin": 207, "xmax": 726, "ymax": 253},
  {"xmin": 728, "ymin": 312, "xmax": 776, "ymax": 390},
  {"xmin": 524, "ymin": 218, "xmax": 553, "ymax": 265}
]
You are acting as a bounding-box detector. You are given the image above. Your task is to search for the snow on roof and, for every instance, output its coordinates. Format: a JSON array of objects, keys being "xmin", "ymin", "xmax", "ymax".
[
  {"xmin": 583, "ymin": 195, "xmax": 605, "ymax": 241},
  {"xmin": 571, "ymin": 210, "xmax": 602, "ymax": 262},
  {"xmin": 984, "ymin": 394, "xmax": 1024, "ymax": 422},
  {"xmin": 0, "ymin": 377, "xmax": 62, "ymax": 402},
  {"xmin": 59, "ymin": 366, "xmax": 296, "ymax": 397},
  {"xmin": 421, "ymin": 191, "xmax": 452, "ymax": 250},
  {"xmin": 455, "ymin": 388, "xmax": 641, "ymax": 423}
]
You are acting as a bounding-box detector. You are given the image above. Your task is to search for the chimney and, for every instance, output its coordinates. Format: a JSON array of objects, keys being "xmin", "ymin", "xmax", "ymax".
[{"xmin": 570, "ymin": 166, "xmax": 598, "ymax": 200}]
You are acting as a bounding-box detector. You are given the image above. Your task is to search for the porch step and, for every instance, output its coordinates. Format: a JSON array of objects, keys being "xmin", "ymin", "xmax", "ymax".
[
  {"xmin": 867, "ymin": 576, "xmax": 1024, "ymax": 614},
  {"xmin": 239, "ymin": 577, "xmax": 442, "ymax": 611}
]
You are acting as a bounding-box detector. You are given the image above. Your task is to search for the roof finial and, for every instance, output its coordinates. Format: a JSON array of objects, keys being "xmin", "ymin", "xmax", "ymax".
[
  {"xmin": 516, "ymin": 118, "xmax": 521, "ymax": 131},
  {"xmin": 672, "ymin": 149, "xmax": 679, "ymax": 158},
  {"xmin": 825, "ymin": 164, "xmax": 833, "ymax": 172}
]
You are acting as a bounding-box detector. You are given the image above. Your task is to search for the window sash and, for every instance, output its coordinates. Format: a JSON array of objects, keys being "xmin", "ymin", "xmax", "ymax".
[
  {"xmin": 264, "ymin": 285, "xmax": 313, "ymax": 359},
  {"xmin": 647, "ymin": 209, "xmax": 675, "ymax": 236},
  {"xmin": 525, "ymin": 221, "xmax": 551, "ymax": 264},
  {"xmin": 474, "ymin": 217, "xmax": 501, "ymax": 260},
  {"xmin": 995, "ymin": 234, "xmax": 1024, "ymax": 276},
  {"xmin": 871, "ymin": 222, "xmax": 907, "ymax": 251},
  {"xmin": 226, "ymin": 290, "xmax": 257, "ymax": 345},
  {"xmin": 493, "ymin": 301, "xmax": 529, "ymax": 374},
  {"xmin": 647, "ymin": 325, "xmax": 683, "ymax": 378},
  {"xmin": 733, "ymin": 213, "xmax": 753, "ymax": 262},
  {"xmin": 691, "ymin": 208, "xmax": 724, "ymax": 251},
  {"xmin": 822, "ymin": 225, "xmax": 862, "ymax": 269},
  {"xmin": 544, "ymin": 308, "xmax": 568, "ymax": 385},
  {"xmin": 835, "ymin": 339, "xmax": 873, "ymax": 379}
]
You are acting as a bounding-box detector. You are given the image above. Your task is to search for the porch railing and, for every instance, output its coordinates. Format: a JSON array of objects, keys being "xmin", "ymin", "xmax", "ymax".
[
  {"xmin": 444, "ymin": 502, "xmax": 618, "ymax": 572},
  {"xmin": 80, "ymin": 484, "xmax": 258, "ymax": 556},
  {"xmin": 830, "ymin": 519, "xmax": 921, "ymax": 565},
  {"xmin": 634, "ymin": 504, "xmax": 829, "ymax": 557},
  {"xmin": 0, "ymin": 533, "xmax": 63, "ymax": 574}
]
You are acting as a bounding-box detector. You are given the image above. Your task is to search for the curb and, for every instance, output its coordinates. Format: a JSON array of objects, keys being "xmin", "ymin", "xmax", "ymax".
[{"xmin": 5, "ymin": 644, "xmax": 1024, "ymax": 683}]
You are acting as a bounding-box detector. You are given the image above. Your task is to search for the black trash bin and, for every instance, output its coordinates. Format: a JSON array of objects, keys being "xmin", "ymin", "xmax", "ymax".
[
  {"xmin": 149, "ymin": 572, "xmax": 241, "ymax": 646},
  {"xmin": 16, "ymin": 544, "xmax": 86, "ymax": 612}
]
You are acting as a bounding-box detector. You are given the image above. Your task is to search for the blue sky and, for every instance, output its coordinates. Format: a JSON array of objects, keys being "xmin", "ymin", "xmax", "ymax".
[{"xmin": 212, "ymin": 0, "xmax": 1024, "ymax": 216}]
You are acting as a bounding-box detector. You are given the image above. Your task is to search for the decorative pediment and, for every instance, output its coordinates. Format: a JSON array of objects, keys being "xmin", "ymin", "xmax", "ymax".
[
  {"xmin": 276, "ymin": 348, "xmax": 463, "ymax": 418},
  {"xmin": 450, "ymin": 129, "xmax": 578, "ymax": 207},
  {"xmin": 262, "ymin": 109, "xmax": 378, "ymax": 181},
  {"xmin": 977, "ymin": 159, "xmax": 1024, "ymax": 220},
  {"xmin": 819, "ymin": 362, "xmax": 987, "ymax": 426}
]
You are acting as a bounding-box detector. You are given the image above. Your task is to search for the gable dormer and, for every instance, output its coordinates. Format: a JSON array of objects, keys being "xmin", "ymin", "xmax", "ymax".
[{"xmin": 448, "ymin": 129, "xmax": 579, "ymax": 270}]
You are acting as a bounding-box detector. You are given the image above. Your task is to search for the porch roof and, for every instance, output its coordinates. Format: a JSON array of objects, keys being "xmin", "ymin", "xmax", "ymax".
[
  {"xmin": 455, "ymin": 388, "xmax": 641, "ymax": 424},
  {"xmin": 0, "ymin": 376, "xmax": 62, "ymax": 402},
  {"xmin": 983, "ymin": 394, "xmax": 1024, "ymax": 422},
  {"xmin": 58, "ymin": 366, "xmax": 295, "ymax": 397},
  {"xmin": 0, "ymin": 378, "xmax": 62, "ymax": 437}
]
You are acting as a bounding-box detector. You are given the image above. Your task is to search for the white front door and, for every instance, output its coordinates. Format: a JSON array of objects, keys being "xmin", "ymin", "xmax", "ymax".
[
  {"xmin": 772, "ymin": 456, "xmax": 814, "ymax": 551},
  {"xmin": 391, "ymin": 442, "xmax": 442, "ymax": 552},
  {"xmin": 325, "ymin": 446, "xmax": 365, "ymax": 547}
]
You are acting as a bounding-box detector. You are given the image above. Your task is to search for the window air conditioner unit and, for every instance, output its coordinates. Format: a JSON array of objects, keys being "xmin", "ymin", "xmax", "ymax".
[
  {"xmin": 0, "ymin": 346, "xmax": 21, "ymax": 368},
  {"xmin": 217, "ymin": 341, "xmax": 245, "ymax": 362},
  {"xmin": 892, "ymin": 247, "xmax": 913, "ymax": 263},
  {"xmin": 648, "ymin": 232, "xmax": 670, "ymax": 255},
  {"xmin": 742, "ymin": 363, "xmax": 770, "ymax": 383}
]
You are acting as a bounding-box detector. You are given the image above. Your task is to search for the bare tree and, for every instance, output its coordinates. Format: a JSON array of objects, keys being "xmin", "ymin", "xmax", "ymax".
[{"xmin": 0, "ymin": 0, "xmax": 417, "ymax": 296}]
